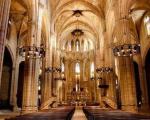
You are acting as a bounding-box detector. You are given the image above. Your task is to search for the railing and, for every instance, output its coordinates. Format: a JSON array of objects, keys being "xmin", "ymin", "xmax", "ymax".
[
  {"xmin": 40, "ymin": 97, "xmax": 57, "ymax": 110},
  {"xmin": 102, "ymin": 97, "xmax": 117, "ymax": 109}
]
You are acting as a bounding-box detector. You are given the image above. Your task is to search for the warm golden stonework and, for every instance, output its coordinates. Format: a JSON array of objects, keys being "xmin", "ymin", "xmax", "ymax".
[{"xmin": 0, "ymin": 0, "xmax": 150, "ymax": 119}]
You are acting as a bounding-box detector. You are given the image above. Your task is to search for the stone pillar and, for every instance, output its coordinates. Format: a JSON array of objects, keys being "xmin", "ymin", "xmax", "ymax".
[
  {"xmin": 0, "ymin": 0, "xmax": 11, "ymax": 86},
  {"xmin": 53, "ymin": 49, "xmax": 61, "ymax": 98},
  {"xmin": 41, "ymin": 38, "xmax": 53, "ymax": 108},
  {"xmin": 22, "ymin": 0, "xmax": 40, "ymax": 113},
  {"xmin": 104, "ymin": 32, "xmax": 117, "ymax": 107},
  {"xmin": 95, "ymin": 52, "xmax": 102, "ymax": 106},
  {"xmin": 117, "ymin": 57, "xmax": 137, "ymax": 111},
  {"xmin": 87, "ymin": 61, "xmax": 92, "ymax": 102},
  {"xmin": 105, "ymin": 70, "xmax": 116, "ymax": 101},
  {"xmin": 41, "ymin": 62, "xmax": 53, "ymax": 108},
  {"xmin": 64, "ymin": 59, "xmax": 69, "ymax": 101},
  {"xmin": 22, "ymin": 56, "xmax": 39, "ymax": 113},
  {"xmin": 113, "ymin": 0, "xmax": 138, "ymax": 111},
  {"xmin": 80, "ymin": 60, "xmax": 83, "ymax": 83}
]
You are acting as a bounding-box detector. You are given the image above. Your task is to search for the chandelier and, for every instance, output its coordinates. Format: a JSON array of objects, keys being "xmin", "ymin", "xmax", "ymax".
[
  {"xmin": 54, "ymin": 77, "xmax": 66, "ymax": 81},
  {"xmin": 113, "ymin": 44, "xmax": 140, "ymax": 57},
  {"xmin": 19, "ymin": 44, "xmax": 45, "ymax": 59},
  {"xmin": 71, "ymin": 29, "xmax": 84, "ymax": 37},
  {"xmin": 45, "ymin": 66, "xmax": 66, "ymax": 81},
  {"xmin": 45, "ymin": 67, "xmax": 61, "ymax": 73},
  {"xmin": 72, "ymin": 10, "xmax": 84, "ymax": 37},
  {"xmin": 96, "ymin": 67, "xmax": 113, "ymax": 73}
]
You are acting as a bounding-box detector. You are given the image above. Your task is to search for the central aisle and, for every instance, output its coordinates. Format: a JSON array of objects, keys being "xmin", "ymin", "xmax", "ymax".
[{"xmin": 71, "ymin": 106, "xmax": 87, "ymax": 120}]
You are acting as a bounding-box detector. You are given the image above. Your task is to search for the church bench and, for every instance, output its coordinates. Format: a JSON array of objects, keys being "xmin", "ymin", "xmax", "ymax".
[
  {"xmin": 83, "ymin": 106, "xmax": 150, "ymax": 120},
  {"xmin": 7, "ymin": 106, "xmax": 75, "ymax": 120}
]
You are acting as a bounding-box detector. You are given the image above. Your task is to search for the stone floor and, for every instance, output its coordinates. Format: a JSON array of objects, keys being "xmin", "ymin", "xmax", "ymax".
[
  {"xmin": 0, "ymin": 107, "xmax": 150, "ymax": 120},
  {"xmin": 71, "ymin": 107, "xmax": 87, "ymax": 120},
  {"xmin": 0, "ymin": 110, "xmax": 20, "ymax": 120}
]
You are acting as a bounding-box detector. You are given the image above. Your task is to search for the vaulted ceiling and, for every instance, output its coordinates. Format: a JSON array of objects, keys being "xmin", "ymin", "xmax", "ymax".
[
  {"xmin": 50, "ymin": 0, "xmax": 107, "ymax": 50},
  {"xmin": 10, "ymin": 0, "xmax": 28, "ymax": 41},
  {"xmin": 8, "ymin": 0, "xmax": 150, "ymax": 51}
]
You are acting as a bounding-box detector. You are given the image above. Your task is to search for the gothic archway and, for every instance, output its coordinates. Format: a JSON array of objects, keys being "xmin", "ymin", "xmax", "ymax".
[
  {"xmin": 0, "ymin": 47, "xmax": 13, "ymax": 109},
  {"xmin": 133, "ymin": 61, "xmax": 142, "ymax": 108},
  {"xmin": 145, "ymin": 48, "xmax": 150, "ymax": 106},
  {"xmin": 17, "ymin": 61, "xmax": 25, "ymax": 108}
]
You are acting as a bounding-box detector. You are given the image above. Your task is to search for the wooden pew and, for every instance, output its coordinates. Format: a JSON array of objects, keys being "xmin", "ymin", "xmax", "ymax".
[
  {"xmin": 83, "ymin": 106, "xmax": 150, "ymax": 120},
  {"xmin": 7, "ymin": 106, "xmax": 75, "ymax": 120}
]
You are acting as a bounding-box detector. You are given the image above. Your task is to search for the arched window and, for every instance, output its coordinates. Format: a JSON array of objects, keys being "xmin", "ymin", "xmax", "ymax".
[
  {"xmin": 144, "ymin": 16, "xmax": 150, "ymax": 35},
  {"xmin": 61, "ymin": 62, "xmax": 65, "ymax": 72},
  {"xmin": 75, "ymin": 62, "xmax": 80, "ymax": 73},
  {"xmin": 76, "ymin": 39, "xmax": 80, "ymax": 51},
  {"xmin": 71, "ymin": 40, "xmax": 74, "ymax": 50},
  {"xmin": 90, "ymin": 62, "xmax": 94, "ymax": 77},
  {"xmin": 68, "ymin": 41, "xmax": 71, "ymax": 51},
  {"xmin": 84, "ymin": 41, "xmax": 87, "ymax": 51}
]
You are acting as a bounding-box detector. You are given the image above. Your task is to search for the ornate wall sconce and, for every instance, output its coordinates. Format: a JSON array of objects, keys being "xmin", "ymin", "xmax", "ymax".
[
  {"xmin": 113, "ymin": 44, "xmax": 140, "ymax": 57},
  {"xmin": 18, "ymin": 44, "xmax": 45, "ymax": 59},
  {"xmin": 96, "ymin": 67, "xmax": 113, "ymax": 73}
]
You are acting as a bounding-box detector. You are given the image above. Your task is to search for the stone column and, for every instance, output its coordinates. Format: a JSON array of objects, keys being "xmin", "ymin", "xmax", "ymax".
[
  {"xmin": 117, "ymin": 57, "xmax": 137, "ymax": 111},
  {"xmin": 63, "ymin": 59, "xmax": 67, "ymax": 101},
  {"xmin": 95, "ymin": 52, "xmax": 102, "ymax": 105},
  {"xmin": 41, "ymin": 37, "xmax": 53, "ymax": 108},
  {"xmin": 22, "ymin": 0, "xmax": 40, "ymax": 113},
  {"xmin": 87, "ymin": 61, "xmax": 92, "ymax": 102},
  {"xmin": 113, "ymin": 0, "xmax": 138, "ymax": 111},
  {"xmin": 0, "ymin": 0, "xmax": 11, "ymax": 86},
  {"xmin": 22, "ymin": 55, "xmax": 39, "ymax": 113},
  {"xmin": 53, "ymin": 49, "xmax": 60, "ymax": 97},
  {"xmin": 104, "ymin": 32, "xmax": 117, "ymax": 107},
  {"xmin": 95, "ymin": 34, "xmax": 106, "ymax": 106},
  {"xmin": 64, "ymin": 59, "xmax": 69, "ymax": 101},
  {"xmin": 80, "ymin": 60, "xmax": 83, "ymax": 83}
]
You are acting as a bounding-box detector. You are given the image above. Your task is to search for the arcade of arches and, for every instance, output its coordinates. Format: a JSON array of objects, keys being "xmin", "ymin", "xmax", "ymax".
[{"xmin": 0, "ymin": 0, "xmax": 150, "ymax": 119}]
